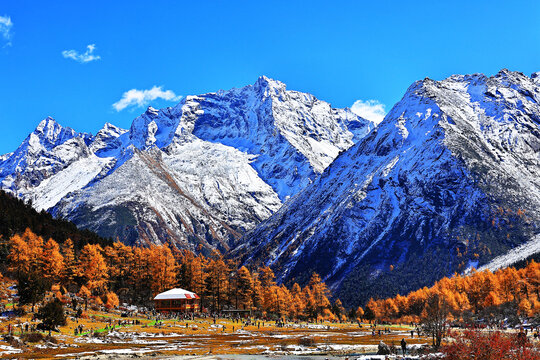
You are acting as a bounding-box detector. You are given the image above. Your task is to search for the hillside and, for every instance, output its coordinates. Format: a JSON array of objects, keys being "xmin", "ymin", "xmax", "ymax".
[
  {"xmin": 237, "ymin": 69, "xmax": 540, "ymax": 307},
  {"xmin": 0, "ymin": 190, "xmax": 112, "ymax": 265}
]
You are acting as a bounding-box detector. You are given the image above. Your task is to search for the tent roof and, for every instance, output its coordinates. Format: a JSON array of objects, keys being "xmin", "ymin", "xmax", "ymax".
[{"xmin": 153, "ymin": 288, "xmax": 199, "ymax": 300}]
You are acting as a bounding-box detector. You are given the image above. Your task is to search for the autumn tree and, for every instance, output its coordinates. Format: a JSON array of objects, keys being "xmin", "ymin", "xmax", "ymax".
[
  {"xmin": 104, "ymin": 242, "xmax": 133, "ymax": 295},
  {"xmin": 206, "ymin": 251, "xmax": 230, "ymax": 311},
  {"xmin": 279, "ymin": 285, "xmax": 293, "ymax": 318},
  {"xmin": 236, "ymin": 266, "xmax": 253, "ymax": 309},
  {"xmin": 356, "ymin": 306, "xmax": 364, "ymax": 320},
  {"xmin": 77, "ymin": 244, "xmax": 108, "ymax": 294},
  {"xmin": 103, "ymin": 291, "xmax": 120, "ymax": 309},
  {"xmin": 8, "ymin": 234, "xmax": 31, "ymax": 276},
  {"xmin": 259, "ymin": 266, "xmax": 276, "ymax": 288},
  {"xmin": 498, "ymin": 267, "xmax": 519, "ymax": 303},
  {"xmin": 251, "ymin": 274, "xmax": 263, "ymax": 311},
  {"xmin": 23, "ymin": 229, "xmax": 44, "ymax": 273},
  {"xmin": 421, "ymin": 290, "xmax": 452, "ymax": 348},
  {"xmin": 523, "ymin": 260, "xmax": 540, "ymax": 300},
  {"xmin": 78, "ymin": 285, "xmax": 91, "ymax": 311},
  {"xmin": 332, "ymin": 298, "xmax": 347, "ymax": 321},
  {"xmin": 467, "ymin": 270, "xmax": 497, "ymax": 313},
  {"xmin": 289, "ymin": 283, "xmax": 305, "ymax": 318},
  {"xmin": 308, "ymin": 273, "xmax": 331, "ymax": 318},
  {"xmin": 3, "ymin": 227, "xmax": 338, "ymax": 317},
  {"xmin": 191, "ymin": 254, "xmax": 208, "ymax": 309},
  {"xmin": 42, "ymin": 238, "xmax": 64, "ymax": 282},
  {"xmin": 126, "ymin": 247, "xmax": 152, "ymax": 303},
  {"xmin": 61, "ymin": 238, "xmax": 77, "ymax": 287},
  {"xmin": 148, "ymin": 245, "xmax": 177, "ymax": 295}
]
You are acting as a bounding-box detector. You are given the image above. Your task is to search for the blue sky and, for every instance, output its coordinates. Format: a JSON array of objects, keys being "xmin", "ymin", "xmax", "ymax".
[{"xmin": 0, "ymin": 0, "xmax": 539, "ymax": 154}]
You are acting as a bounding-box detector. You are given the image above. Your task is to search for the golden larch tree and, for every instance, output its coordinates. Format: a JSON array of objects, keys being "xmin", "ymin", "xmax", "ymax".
[
  {"xmin": 78, "ymin": 244, "xmax": 109, "ymax": 294},
  {"xmin": 42, "ymin": 238, "xmax": 64, "ymax": 282}
]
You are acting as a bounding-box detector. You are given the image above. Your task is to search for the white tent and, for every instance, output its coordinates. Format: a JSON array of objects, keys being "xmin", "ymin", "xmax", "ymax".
[{"xmin": 153, "ymin": 288, "xmax": 199, "ymax": 300}]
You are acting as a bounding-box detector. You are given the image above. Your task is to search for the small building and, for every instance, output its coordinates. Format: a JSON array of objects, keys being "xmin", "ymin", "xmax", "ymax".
[{"xmin": 153, "ymin": 288, "xmax": 200, "ymax": 313}]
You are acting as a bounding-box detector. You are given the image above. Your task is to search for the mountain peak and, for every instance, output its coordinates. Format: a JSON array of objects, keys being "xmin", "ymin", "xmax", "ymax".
[
  {"xmin": 36, "ymin": 116, "xmax": 58, "ymax": 132},
  {"xmin": 30, "ymin": 117, "xmax": 80, "ymax": 152},
  {"xmin": 254, "ymin": 75, "xmax": 286, "ymax": 94},
  {"xmin": 100, "ymin": 122, "xmax": 126, "ymax": 133},
  {"xmin": 146, "ymin": 106, "xmax": 159, "ymax": 116},
  {"xmin": 34, "ymin": 116, "xmax": 68, "ymax": 138}
]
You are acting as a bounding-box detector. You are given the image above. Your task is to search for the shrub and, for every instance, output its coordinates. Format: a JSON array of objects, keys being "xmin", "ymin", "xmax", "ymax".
[
  {"xmin": 298, "ymin": 337, "xmax": 315, "ymax": 347},
  {"xmin": 22, "ymin": 332, "xmax": 44, "ymax": 343},
  {"xmin": 442, "ymin": 330, "xmax": 540, "ymax": 360}
]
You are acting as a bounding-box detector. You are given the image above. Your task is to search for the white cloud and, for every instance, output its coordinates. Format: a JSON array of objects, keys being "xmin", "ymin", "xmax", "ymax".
[
  {"xmin": 350, "ymin": 99, "xmax": 387, "ymax": 125},
  {"xmin": 113, "ymin": 86, "xmax": 183, "ymax": 112},
  {"xmin": 62, "ymin": 44, "xmax": 101, "ymax": 63},
  {"xmin": 0, "ymin": 15, "xmax": 13, "ymax": 46}
]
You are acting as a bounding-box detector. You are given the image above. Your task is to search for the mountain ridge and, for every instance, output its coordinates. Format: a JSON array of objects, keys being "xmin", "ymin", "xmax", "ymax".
[
  {"xmin": 0, "ymin": 76, "xmax": 373, "ymax": 251},
  {"xmin": 236, "ymin": 69, "xmax": 540, "ymax": 306}
]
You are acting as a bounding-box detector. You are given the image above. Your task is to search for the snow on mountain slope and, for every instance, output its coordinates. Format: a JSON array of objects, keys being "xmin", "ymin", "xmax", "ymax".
[
  {"xmin": 53, "ymin": 141, "xmax": 281, "ymax": 250},
  {"xmin": 0, "ymin": 117, "xmax": 99, "ymax": 203},
  {"xmin": 476, "ymin": 234, "xmax": 540, "ymax": 273},
  {"xmin": 89, "ymin": 123, "xmax": 128, "ymax": 156},
  {"xmin": 0, "ymin": 77, "xmax": 372, "ymax": 251},
  {"xmin": 32, "ymin": 155, "xmax": 114, "ymax": 211},
  {"xmin": 181, "ymin": 76, "xmax": 373, "ymax": 199},
  {"xmin": 238, "ymin": 70, "xmax": 540, "ymax": 306}
]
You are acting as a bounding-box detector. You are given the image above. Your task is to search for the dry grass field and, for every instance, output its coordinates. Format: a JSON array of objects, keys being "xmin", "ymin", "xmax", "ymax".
[{"xmin": 0, "ymin": 308, "xmax": 429, "ymax": 359}]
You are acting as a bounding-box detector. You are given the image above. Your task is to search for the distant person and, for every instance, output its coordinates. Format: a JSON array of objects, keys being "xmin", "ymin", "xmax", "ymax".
[
  {"xmin": 401, "ymin": 338, "xmax": 407, "ymax": 355},
  {"xmin": 517, "ymin": 328, "xmax": 527, "ymax": 346},
  {"xmin": 411, "ymin": 329, "xmax": 414, "ymax": 338}
]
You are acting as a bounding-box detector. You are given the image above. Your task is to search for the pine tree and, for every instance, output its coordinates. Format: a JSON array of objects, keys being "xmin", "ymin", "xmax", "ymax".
[
  {"xmin": 61, "ymin": 238, "xmax": 77, "ymax": 287},
  {"xmin": 148, "ymin": 245, "xmax": 177, "ymax": 295},
  {"xmin": 309, "ymin": 273, "xmax": 331, "ymax": 318},
  {"xmin": 36, "ymin": 297, "xmax": 66, "ymax": 333},
  {"xmin": 77, "ymin": 244, "xmax": 108, "ymax": 294},
  {"xmin": 191, "ymin": 254, "xmax": 208, "ymax": 309},
  {"xmin": 236, "ymin": 266, "xmax": 253, "ymax": 310},
  {"xmin": 23, "ymin": 228, "xmax": 44, "ymax": 274},
  {"xmin": 206, "ymin": 252, "xmax": 229, "ymax": 311},
  {"xmin": 17, "ymin": 271, "xmax": 50, "ymax": 312},
  {"xmin": 251, "ymin": 275, "xmax": 263, "ymax": 311},
  {"xmin": 8, "ymin": 234, "xmax": 31, "ymax": 276},
  {"xmin": 42, "ymin": 238, "xmax": 64, "ymax": 282}
]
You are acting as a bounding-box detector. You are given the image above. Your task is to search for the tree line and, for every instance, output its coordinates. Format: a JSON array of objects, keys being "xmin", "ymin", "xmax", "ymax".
[
  {"xmin": 363, "ymin": 261, "xmax": 540, "ymax": 346},
  {"xmin": 3, "ymin": 228, "xmax": 349, "ymax": 321},
  {"xmin": 0, "ymin": 191, "xmax": 112, "ymax": 257}
]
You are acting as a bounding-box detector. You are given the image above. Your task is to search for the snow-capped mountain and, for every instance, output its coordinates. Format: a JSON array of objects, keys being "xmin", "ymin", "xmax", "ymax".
[
  {"xmin": 237, "ymin": 70, "xmax": 540, "ymax": 306},
  {"xmin": 0, "ymin": 77, "xmax": 373, "ymax": 251}
]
